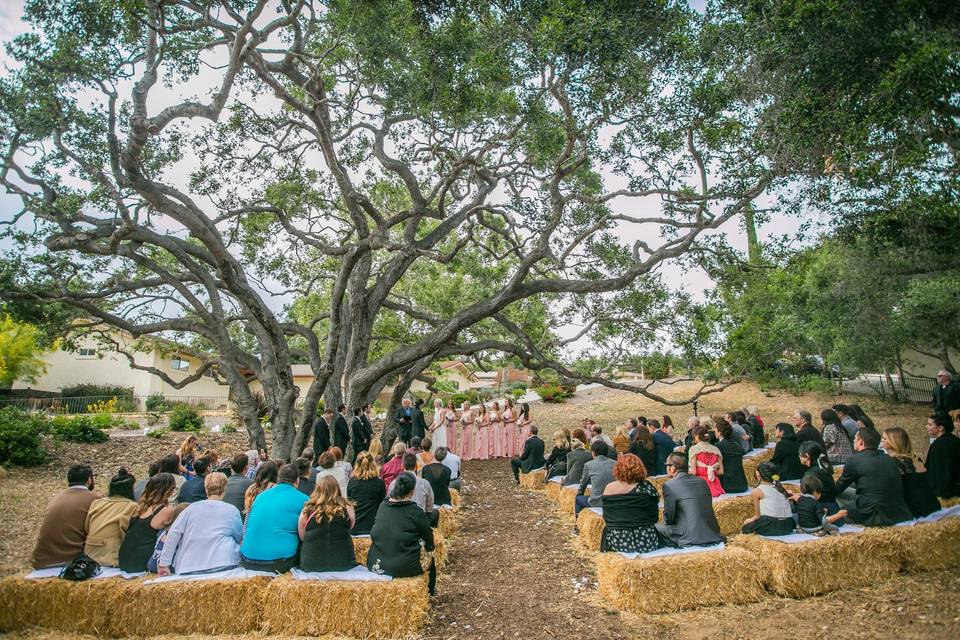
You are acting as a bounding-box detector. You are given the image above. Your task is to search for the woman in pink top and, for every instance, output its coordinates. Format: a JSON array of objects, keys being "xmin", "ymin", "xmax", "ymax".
[
  {"xmin": 459, "ymin": 402, "xmax": 476, "ymax": 460},
  {"xmin": 475, "ymin": 404, "xmax": 490, "ymax": 461},
  {"xmin": 688, "ymin": 425, "xmax": 725, "ymax": 498},
  {"xmin": 502, "ymin": 398, "xmax": 517, "ymax": 458},
  {"xmin": 444, "ymin": 400, "xmax": 459, "ymax": 456},
  {"xmin": 517, "ymin": 402, "xmax": 533, "ymax": 451},
  {"xmin": 489, "ymin": 401, "xmax": 504, "ymax": 458}
]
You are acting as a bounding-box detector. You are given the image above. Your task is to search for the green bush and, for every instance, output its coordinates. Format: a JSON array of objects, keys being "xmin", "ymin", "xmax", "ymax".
[
  {"xmin": 449, "ymin": 389, "xmax": 486, "ymax": 407},
  {"xmin": 534, "ymin": 383, "xmax": 573, "ymax": 403},
  {"xmin": 145, "ymin": 393, "xmax": 167, "ymax": 412},
  {"xmin": 145, "ymin": 428, "xmax": 167, "ymax": 439},
  {"xmin": 49, "ymin": 415, "xmax": 110, "ymax": 443},
  {"xmin": 60, "ymin": 384, "xmax": 136, "ymax": 412},
  {"xmin": 0, "ymin": 406, "xmax": 48, "ymax": 466},
  {"xmin": 169, "ymin": 404, "xmax": 204, "ymax": 432}
]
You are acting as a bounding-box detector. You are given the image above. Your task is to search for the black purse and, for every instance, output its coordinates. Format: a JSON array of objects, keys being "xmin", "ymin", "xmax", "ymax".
[{"xmin": 60, "ymin": 553, "xmax": 101, "ymax": 581}]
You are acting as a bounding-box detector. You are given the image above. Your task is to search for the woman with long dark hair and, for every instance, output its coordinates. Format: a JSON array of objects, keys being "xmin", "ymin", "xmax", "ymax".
[
  {"xmin": 770, "ymin": 423, "xmax": 805, "ymax": 481},
  {"xmin": 118, "ymin": 473, "xmax": 176, "ymax": 572},
  {"xmin": 820, "ymin": 408, "xmax": 853, "ymax": 465}
]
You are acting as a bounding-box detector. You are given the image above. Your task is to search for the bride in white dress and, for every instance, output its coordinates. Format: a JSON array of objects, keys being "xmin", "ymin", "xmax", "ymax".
[{"xmin": 430, "ymin": 398, "xmax": 448, "ymax": 449}]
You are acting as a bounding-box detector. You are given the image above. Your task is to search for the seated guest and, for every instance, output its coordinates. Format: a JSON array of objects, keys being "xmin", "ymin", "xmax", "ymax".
[
  {"xmin": 820, "ymin": 408, "xmax": 853, "ymax": 465},
  {"xmin": 629, "ymin": 423, "xmax": 658, "ymax": 478},
  {"xmin": 741, "ymin": 462, "xmax": 795, "ymax": 536},
  {"xmin": 157, "ymin": 472, "xmax": 242, "ymax": 575},
  {"xmin": 178, "ymin": 435, "xmax": 201, "ymax": 474},
  {"xmin": 31, "ymin": 465, "xmax": 101, "ymax": 569},
  {"xmin": 590, "ymin": 425, "xmax": 615, "ymax": 451},
  {"xmin": 795, "ymin": 441, "xmax": 840, "ymax": 517},
  {"xmin": 795, "ymin": 474, "xmax": 845, "ymax": 535},
  {"xmin": 408, "ymin": 437, "xmax": 424, "ymax": 458},
  {"xmin": 563, "ymin": 439, "xmax": 593, "ymax": 487},
  {"xmin": 794, "ymin": 409, "xmax": 828, "ymax": 453},
  {"xmin": 771, "ymin": 423, "xmax": 805, "ymax": 481},
  {"xmin": 422, "ymin": 447, "xmax": 453, "ymax": 507},
  {"xmin": 833, "ymin": 404, "xmax": 861, "ymax": 441},
  {"xmin": 369, "ymin": 438, "xmax": 385, "ymax": 466},
  {"xmin": 441, "ymin": 446, "xmax": 462, "ymax": 491},
  {"xmin": 245, "ymin": 449, "xmax": 262, "ymax": 479},
  {"xmin": 239, "ymin": 463, "xmax": 307, "ymax": 573},
  {"xmin": 600, "ymin": 454, "xmax": 661, "ymax": 553},
  {"xmin": 714, "ymin": 418, "xmax": 748, "ymax": 493},
  {"xmin": 347, "ymin": 451, "xmax": 387, "ymax": 535},
  {"xmin": 744, "ymin": 406, "xmax": 766, "ymax": 448},
  {"xmin": 650, "ymin": 419, "xmax": 675, "ymax": 475},
  {"xmin": 224, "ymin": 453, "xmax": 253, "ymax": 512},
  {"xmin": 177, "ymin": 457, "xmax": 210, "ymax": 504},
  {"xmin": 118, "ymin": 473, "xmax": 177, "ymax": 573},
  {"xmin": 655, "ymin": 454, "xmax": 723, "ymax": 548},
  {"xmin": 368, "ymin": 473, "xmax": 436, "ymax": 593},
  {"xmin": 725, "ymin": 412, "xmax": 752, "ymax": 453},
  {"xmin": 511, "ymin": 425, "xmax": 546, "ymax": 484},
  {"xmin": 575, "ymin": 440, "xmax": 616, "ymax": 516},
  {"xmin": 418, "ymin": 437, "xmax": 435, "ymax": 468},
  {"xmin": 331, "ymin": 446, "xmax": 352, "ymax": 485},
  {"xmin": 244, "ymin": 461, "xmax": 278, "ymax": 516},
  {"xmin": 298, "ymin": 475, "xmax": 358, "ymax": 572},
  {"xmin": 295, "ymin": 457, "xmax": 316, "ymax": 496},
  {"xmin": 133, "ymin": 461, "xmax": 159, "ymax": 501},
  {"xmin": 688, "ymin": 425, "xmax": 724, "ymax": 497},
  {"xmin": 612, "ymin": 423, "xmax": 632, "ymax": 455},
  {"xmin": 545, "ymin": 431, "xmax": 572, "ymax": 478},
  {"xmin": 388, "ymin": 453, "xmax": 437, "ymax": 526},
  {"xmin": 836, "ymin": 429, "xmax": 914, "ymax": 526},
  {"xmin": 84, "ymin": 468, "xmax": 139, "ymax": 566},
  {"xmin": 159, "ymin": 454, "xmax": 186, "ymax": 501},
  {"xmin": 571, "ymin": 427, "xmax": 590, "ymax": 449},
  {"xmin": 316, "ymin": 451, "xmax": 349, "ymax": 497},
  {"xmin": 925, "ymin": 414, "xmax": 960, "ymax": 499},
  {"xmin": 301, "ymin": 448, "xmax": 317, "ymax": 482},
  {"xmin": 380, "ymin": 442, "xmax": 407, "ymax": 489},
  {"xmin": 882, "ymin": 427, "xmax": 940, "ymax": 517},
  {"xmin": 848, "ymin": 403, "xmax": 876, "ymax": 431}
]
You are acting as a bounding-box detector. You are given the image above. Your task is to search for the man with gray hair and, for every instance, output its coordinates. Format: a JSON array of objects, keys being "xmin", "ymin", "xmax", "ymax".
[
  {"xmin": 794, "ymin": 408, "xmax": 827, "ymax": 453},
  {"xmin": 933, "ymin": 370, "xmax": 960, "ymax": 417}
]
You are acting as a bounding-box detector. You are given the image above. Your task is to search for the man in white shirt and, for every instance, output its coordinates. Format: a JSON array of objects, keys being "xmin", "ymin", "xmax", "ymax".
[{"xmin": 441, "ymin": 448, "xmax": 462, "ymax": 491}]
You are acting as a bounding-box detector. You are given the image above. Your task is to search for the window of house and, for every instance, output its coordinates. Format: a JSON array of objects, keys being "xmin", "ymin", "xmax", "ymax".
[
  {"xmin": 170, "ymin": 357, "xmax": 190, "ymax": 372},
  {"xmin": 77, "ymin": 348, "xmax": 96, "ymax": 357}
]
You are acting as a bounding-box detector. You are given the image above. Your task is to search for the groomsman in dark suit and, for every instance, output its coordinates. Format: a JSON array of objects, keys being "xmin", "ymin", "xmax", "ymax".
[
  {"xmin": 351, "ymin": 407, "xmax": 371, "ymax": 454},
  {"xmin": 333, "ymin": 404, "xmax": 350, "ymax": 453},
  {"xmin": 412, "ymin": 398, "xmax": 428, "ymax": 442},
  {"xmin": 312, "ymin": 407, "xmax": 332, "ymax": 462}
]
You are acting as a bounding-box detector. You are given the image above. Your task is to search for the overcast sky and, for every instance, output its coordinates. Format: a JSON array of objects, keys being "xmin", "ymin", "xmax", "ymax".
[{"xmin": 0, "ymin": 0, "xmax": 827, "ymax": 355}]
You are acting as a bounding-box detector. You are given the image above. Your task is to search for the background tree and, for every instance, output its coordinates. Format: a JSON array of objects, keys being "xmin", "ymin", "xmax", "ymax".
[{"xmin": 0, "ymin": 317, "xmax": 50, "ymax": 388}]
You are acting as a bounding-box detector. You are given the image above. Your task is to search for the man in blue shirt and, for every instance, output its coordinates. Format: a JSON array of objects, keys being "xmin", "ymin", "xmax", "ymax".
[
  {"xmin": 178, "ymin": 457, "xmax": 210, "ymax": 504},
  {"xmin": 651, "ymin": 419, "xmax": 676, "ymax": 475},
  {"xmin": 239, "ymin": 463, "xmax": 307, "ymax": 573}
]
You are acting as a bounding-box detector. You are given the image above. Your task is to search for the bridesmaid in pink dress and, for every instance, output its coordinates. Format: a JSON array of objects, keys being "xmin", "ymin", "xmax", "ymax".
[
  {"xmin": 502, "ymin": 398, "xmax": 517, "ymax": 458},
  {"xmin": 460, "ymin": 402, "xmax": 475, "ymax": 461},
  {"xmin": 490, "ymin": 401, "xmax": 504, "ymax": 458},
  {"xmin": 475, "ymin": 404, "xmax": 490, "ymax": 460},
  {"xmin": 517, "ymin": 402, "xmax": 533, "ymax": 452},
  {"xmin": 445, "ymin": 400, "xmax": 459, "ymax": 456}
]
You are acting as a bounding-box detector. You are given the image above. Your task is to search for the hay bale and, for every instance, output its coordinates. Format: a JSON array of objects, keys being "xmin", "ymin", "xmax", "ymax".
[
  {"xmin": 450, "ymin": 488, "xmax": 462, "ymax": 507},
  {"xmin": 731, "ymin": 529, "xmax": 903, "ymax": 598},
  {"xmin": 437, "ymin": 507, "xmax": 460, "ymax": 539},
  {"xmin": 742, "ymin": 448, "xmax": 774, "ymax": 487},
  {"xmin": 354, "ymin": 534, "xmax": 447, "ymax": 573},
  {"xmin": 260, "ymin": 573, "xmax": 430, "ymax": 638},
  {"xmin": 559, "ymin": 484, "xmax": 590, "ymax": 515},
  {"xmin": 871, "ymin": 517, "xmax": 960, "ymax": 573},
  {"xmin": 0, "ymin": 575, "xmax": 266, "ymax": 636},
  {"xmin": 353, "ymin": 536, "xmax": 373, "ymax": 566},
  {"xmin": 939, "ymin": 496, "xmax": 960, "ymax": 509},
  {"xmin": 713, "ymin": 495, "xmax": 757, "ymax": 538},
  {"xmin": 596, "ymin": 545, "xmax": 765, "ymax": 614},
  {"xmin": 545, "ymin": 480, "xmax": 563, "ymax": 503},
  {"xmin": 648, "ymin": 474, "xmax": 669, "ymax": 493},
  {"xmin": 576, "ymin": 508, "xmax": 606, "ymax": 551},
  {"xmin": 519, "ymin": 469, "xmax": 547, "ymax": 490}
]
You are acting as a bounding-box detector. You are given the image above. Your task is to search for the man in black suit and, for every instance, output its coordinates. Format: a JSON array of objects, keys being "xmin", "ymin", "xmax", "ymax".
[
  {"xmin": 395, "ymin": 398, "xmax": 414, "ymax": 445},
  {"xmin": 411, "ymin": 398, "xmax": 428, "ymax": 442},
  {"xmin": 925, "ymin": 413, "xmax": 960, "ymax": 499},
  {"xmin": 793, "ymin": 408, "xmax": 827, "ymax": 453},
  {"xmin": 312, "ymin": 408, "xmax": 332, "ymax": 461},
  {"xmin": 932, "ymin": 370, "xmax": 960, "ymax": 417},
  {"xmin": 655, "ymin": 453, "xmax": 724, "ymax": 548},
  {"xmin": 510, "ymin": 425, "xmax": 545, "ymax": 483},
  {"xmin": 836, "ymin": 428, "xmax": 913, "ymax": 526},
  {"xmin": 360, "ymin": 404, "xmax": 374, "ymax": 447},
  {"xmin": 351, "ymin": 407, "xmax": 370, "ymax": 455},
  {"xmin": 332, "ymin": 404, "xmax": 350, "ymax": 453}
]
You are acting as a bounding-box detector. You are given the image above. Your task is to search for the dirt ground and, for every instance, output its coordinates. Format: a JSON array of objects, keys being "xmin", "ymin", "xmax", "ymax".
[{"xmin": 1, "ymin": 383, "xmax": 956, "ymax": 639}]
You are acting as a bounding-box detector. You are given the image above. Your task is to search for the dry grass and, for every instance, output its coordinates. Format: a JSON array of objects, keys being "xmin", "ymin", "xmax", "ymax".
[{"xmin": 596, "ymin": 545, "xmax": 766, "ymax": 614}]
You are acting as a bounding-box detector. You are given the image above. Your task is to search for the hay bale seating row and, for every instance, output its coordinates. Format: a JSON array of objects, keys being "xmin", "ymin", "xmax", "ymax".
[
  {"xmin": 519, "ymin": 469, "xmax": 547, "ymax": 489},
  {"xmin": 0, "ymin": 498, "xmax": 463, "ymax": 639}
]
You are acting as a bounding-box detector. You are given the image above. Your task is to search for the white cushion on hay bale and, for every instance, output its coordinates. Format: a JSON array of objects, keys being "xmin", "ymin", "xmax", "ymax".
[{"xmin": 291, "ymin": 566, "xmax": 391, "ymax": 582}]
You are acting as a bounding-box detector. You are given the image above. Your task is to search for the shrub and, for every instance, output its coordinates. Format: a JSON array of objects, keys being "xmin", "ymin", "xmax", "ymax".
[
  {"xmin": 145, "ymin": 393, "xmax": 167, "ymax": 412},
  {"xmin": 145, "ymin": 428, "xmax": 167, "ymax": 439},
  {"xmin": 169, "ymin": 404, "xmax": 204, "ymax": 432},
  {"xmin": 535, "ymin": 384, "xmax": 574, "ymax": 403},
  {"xmin": 61, "ymin": 384, "xmax": 136, "ymax": 412},
  {"xmin": 449, "ymin": 389, "xmax": 486, "ymax": 407},
  {"xmin": 0, "ymin": 406, "xmax": 48, "ymax": 466},
  {"xmin": 49, "ymin": 415, "xmax": 110, "ymax": 443}
]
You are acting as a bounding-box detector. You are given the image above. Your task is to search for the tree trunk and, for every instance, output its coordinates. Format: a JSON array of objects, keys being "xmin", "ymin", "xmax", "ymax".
[
  {"xmin": 744, "ymin": 204, "xmax": 762, "ymax": 265},
  {"xmin": 379, "ymin": 355, "xmax": 433, "ymax": 451},
  {"xmin": 938, "ymin": 341, "xmax": 956, "ymax": 376},
  {"xmin": 882, "ymin": 366, "xmax": 901, "ymax": 402}
]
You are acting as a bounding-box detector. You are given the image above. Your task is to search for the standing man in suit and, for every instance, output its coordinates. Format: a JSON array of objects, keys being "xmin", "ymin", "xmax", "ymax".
[
  {"xmin": 395, "ymin": 398, "xmax": 414, "ymax": 445},
  {"xmin": 574, "ymin": 440, "xmax": 616, "ymax": 516},
  {"xmin": 924, "ymin": 413, "xmax": 960, "ymax": 499},
  {"xmin": 351, "ymin": 407, "xmax": 370, "ymax": 455},
  {"xmin": 933, "ymin": 370, "xmax": 960, "ymax": 417},
  {"xmin": 411, "ymin": 398, "xmax": 428, "ymax": 442},
  {"xmin": 360, "ymin": 404, "xmax": 374, "ymax": 448},
  {"xmin": 510, "ymin": 425, "xmax": 546, "ymax": 484},
  {"xmin": 312, "ymin": 408, "xmax": 332, "ymax": 462},
  {"xmin": 655, "ymin": 453, "xmax": 724, "ymax": 548},
  {"xmin": 835, "ymin": 428, "xmax": 913, "ymax": 526},
  {"xmin": 332, "ymin": 404, "xmax": 350, "ymax": 453},
  {"xmin": 650, "ymin": 419, "xmax": 675, "ymax": 475}
]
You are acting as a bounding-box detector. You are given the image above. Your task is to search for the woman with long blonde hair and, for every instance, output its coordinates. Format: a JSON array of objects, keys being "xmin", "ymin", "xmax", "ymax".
[
  {"xmin": 178, "ymin": 435, "xmax": 200, "ymax": 474},
  {"xmin": 298, "ymin": 475, "xmax": 357, "ymax": 572},
  {"xmin": 347, "ymin": 451, "xmax": 386, "ymax": 535},
  {"xmin": 882, "ymin": 427, "xmax": 940, "ymax": 517}
]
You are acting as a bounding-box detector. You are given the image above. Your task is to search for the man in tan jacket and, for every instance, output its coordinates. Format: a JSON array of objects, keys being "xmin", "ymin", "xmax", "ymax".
[{"xmin": 31, "ymin": 465, "xmax": 100, "ymax": 569}]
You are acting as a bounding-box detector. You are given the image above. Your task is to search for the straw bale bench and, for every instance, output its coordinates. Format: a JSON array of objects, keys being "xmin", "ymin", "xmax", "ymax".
[{"xmin": 519, "ymin": 468, "xmax": 547, "ymax": 489}]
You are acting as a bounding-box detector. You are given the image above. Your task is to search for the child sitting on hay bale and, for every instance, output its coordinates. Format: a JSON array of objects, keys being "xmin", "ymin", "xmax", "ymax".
[
  {"xmin": 369, "ymin": 473, "xmax": 437, "ymax": 594},
  {"xmin": 741, "ymin": 462, "xmax": 795, "ymax": 537}
]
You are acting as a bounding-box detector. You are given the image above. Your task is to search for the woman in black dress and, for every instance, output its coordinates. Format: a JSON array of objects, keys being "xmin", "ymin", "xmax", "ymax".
[
  {"xmin": 346, "ymin": 452, "xmax": 387, "ymax": 535},
  {"xmin": 771, "ymin": 422, "xmax": 805, "ymax": 481},
  {"xmin": 118, "ymin": 473, "xmax": 177, "ymax": 573},
  {"xmin": 629, "ymin": 422, "xmax": 658, "ymax": 477},
  {"xmin": 368, "ymin": 473, "xmax": 435, "ymax": 593},
  {"xmin": 714, "ymin": 417, "xmax": 749, "ymax": 493},
  {"xmin": 600, "ymin": 454, "xmax": 661, "ymax": 553},
  {"xmin": 882, "ymin": 427, "xmax": 940, "ymax": 517},
  {"xmin": 544, "ymin": 431, "xmax": 572, "ymax": 479},
  {"xmin": 298, "ymin": 475, "xmax": 357, "ymax": 572}
]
